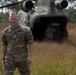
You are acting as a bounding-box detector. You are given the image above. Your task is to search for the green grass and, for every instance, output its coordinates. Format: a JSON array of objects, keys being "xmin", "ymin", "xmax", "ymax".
[
  {"xmin": 31, "ymin": 60, "xmax": 76, "ymax": 75},
  {"xmin": 0, "ymin": 32, "xmax": 76, "ymax": 75}
]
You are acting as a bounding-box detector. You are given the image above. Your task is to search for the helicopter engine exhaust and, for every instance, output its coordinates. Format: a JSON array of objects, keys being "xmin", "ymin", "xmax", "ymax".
[
  {"xmin": 55, "ymin": 0, "xmax": 68, "ymax": 9},
  {"xmin": 21, "ymin": 0, "xmax": 34, "ymax": 12}
]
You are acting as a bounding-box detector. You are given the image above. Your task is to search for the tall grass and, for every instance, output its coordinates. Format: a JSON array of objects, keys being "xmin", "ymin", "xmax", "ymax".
[
  {"xmin": 0, "ymin": 41, "xmax": 76, "ymax": 75},
  {"xmin": 31, "ymin": 60, "xmax": 76, "ymax": 75},
  {"xmin": 30, "ymin": 41, "xmax": 76, "ymax": 75}
]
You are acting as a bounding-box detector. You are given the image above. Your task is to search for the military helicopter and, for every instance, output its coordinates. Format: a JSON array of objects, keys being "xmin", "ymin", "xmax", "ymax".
[{"xmin": 0, "ymin": 0, "xmax": 68, "ymax": 42}]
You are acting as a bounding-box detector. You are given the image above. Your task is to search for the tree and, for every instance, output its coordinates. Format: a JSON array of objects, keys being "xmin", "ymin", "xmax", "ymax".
[{"xmin": 7, "ymin": 0, "xmax": 21, "ymax": 12}]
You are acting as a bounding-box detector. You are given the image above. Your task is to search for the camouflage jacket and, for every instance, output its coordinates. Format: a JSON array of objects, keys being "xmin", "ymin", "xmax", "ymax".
[{"xmin": 1, "ymin": 25, "xmax": 34, "ymax": 56}]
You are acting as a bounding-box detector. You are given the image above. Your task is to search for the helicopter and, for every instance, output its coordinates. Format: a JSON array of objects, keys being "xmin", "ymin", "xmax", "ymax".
[{"xmin": 0, "ymin": 0, "xmax": 68, "ymax": 42}]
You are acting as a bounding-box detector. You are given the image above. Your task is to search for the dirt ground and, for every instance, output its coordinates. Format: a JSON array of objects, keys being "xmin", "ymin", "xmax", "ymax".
[
  {"xmin": 0, "ymin": 25, "xmax": 7, "ymax": 33},
  {"xmin": 67, "ymin": 23, "xmax": 76, "ymax": 35}
]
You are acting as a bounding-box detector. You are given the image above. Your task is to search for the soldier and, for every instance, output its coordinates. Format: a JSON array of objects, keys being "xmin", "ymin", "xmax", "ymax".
[{"xmin": 1, "ymin": 12, "xmax": 34, "ymax": 75}]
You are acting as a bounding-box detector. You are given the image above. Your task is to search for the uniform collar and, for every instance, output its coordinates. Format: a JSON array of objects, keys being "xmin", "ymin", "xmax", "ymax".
[{"xmin": 8, "ymin": 25, "xmax": 21, "ymax": 33}]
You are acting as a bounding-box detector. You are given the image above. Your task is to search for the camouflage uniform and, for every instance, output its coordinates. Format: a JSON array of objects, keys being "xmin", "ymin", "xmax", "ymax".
[{"xmin": 1, "ymin": 25, "xmax": 34, "ymax": 75}]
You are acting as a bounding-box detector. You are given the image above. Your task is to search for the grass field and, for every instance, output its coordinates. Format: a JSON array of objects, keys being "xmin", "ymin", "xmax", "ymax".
[{"xmin": 0, "ymin": 24, "xmax": 76, "ymax": 75}]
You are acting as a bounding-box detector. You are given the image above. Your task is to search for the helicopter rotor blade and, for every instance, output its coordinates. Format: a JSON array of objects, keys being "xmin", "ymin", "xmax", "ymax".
[
  {"xmin": 0, "ymin": 0, "xmax": 36, "ymax": 9},
  {"xmin": 0, "ymin": 1, "xmax": 22, "ymax": 8}
]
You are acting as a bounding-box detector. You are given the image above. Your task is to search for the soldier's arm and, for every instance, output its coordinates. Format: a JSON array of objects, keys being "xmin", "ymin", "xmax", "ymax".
[
  {"xmin": 28, "ymin": 42, "xmax": 34, "ymax": 58},
  {"xmin": 1, "ymin": 32, "xmax": 8, "ymax": 60},
  {"xmin": 27, "ymin": 42, "xmax": 34, "ymax": 64},
  {"xmin": 1, "ymin": 45, "xmax": 7, "ymax": 60},
  {"xmin": 25, "ymin": 29, "xmax": 34, "ymax": 64}
]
